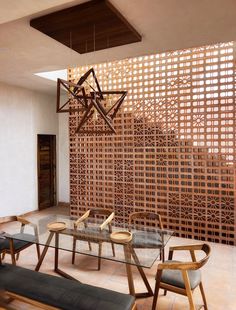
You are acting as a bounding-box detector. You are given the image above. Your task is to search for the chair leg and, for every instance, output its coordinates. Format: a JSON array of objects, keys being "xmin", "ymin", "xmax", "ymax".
[
  {"xmin": 182, "ymin": 270, "xmax": 196, "ymax": 310},
  {"xmin": 36, "ymin": 244, "xmax": 40, "ymax": 260},
  {"xmin": 160, "ymin": 247, "xmax": 166, "ymax": 295},
  {"xmin": 152, "ymin": 269, "xmax": 162, "ymax": 310},
  {"xmin": 111, "ymin": 242, "xmax": 115, "ymax": 257},
  {"xmin": 98, "ymin": 242, "xmax": 102, "ymax": 270},
  {"xmin": 161, "ymin": 247, "xmax": 165, "ymax": 262},
  {"xmin": 72, "ymin": 238, "xmax": 77, "ymax": 264},
  {"xmin": 16, "ymin": 253, "xmax": 20, "ymax": 261},
  {"xmin": 10, "ymin": 253, "xmax": 16, "ymax": 265},
  {"xmin": 88, "ymin": 241, "xmax": 92, "ymax": 251},
  {"xmin": 199, "ymin": 282, "xmax": 208, "ymax": 310}
]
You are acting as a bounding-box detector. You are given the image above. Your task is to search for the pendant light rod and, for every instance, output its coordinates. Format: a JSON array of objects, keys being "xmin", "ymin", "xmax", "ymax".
[{"xmin": 93, "ymin": 23, "xmax": 96, "ymax": 52}]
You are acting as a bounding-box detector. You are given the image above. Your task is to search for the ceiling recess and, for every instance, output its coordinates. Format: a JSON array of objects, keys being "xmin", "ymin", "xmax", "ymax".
[{"xmin": 30, "ymin": 0, "xmax": 142, "ymax": 54}]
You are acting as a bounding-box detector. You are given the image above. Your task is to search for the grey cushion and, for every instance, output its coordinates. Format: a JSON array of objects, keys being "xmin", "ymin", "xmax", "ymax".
[
  {"xmin": 12, "ymin": 233, "xmax": 37, "ymax": 243},
  {"xmin": 0, "ymin": 264, "xmax": 135, "ymax": 310},
  {"xmin": 132, "ymin": 231, "xmax": 162, "ymax": 248},
  {"xmin": 0, "ymin": 233, "xmax": 35, "ymax": 251},
  {"xmin": 161, "ymin": 260, "xmax": 201, "ymax": 289}
]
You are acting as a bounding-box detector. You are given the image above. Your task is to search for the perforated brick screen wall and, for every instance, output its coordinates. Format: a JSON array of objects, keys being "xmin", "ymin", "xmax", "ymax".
[{"xmin": 68, "ymin": 41, "xmax": 236, "ymax": 245}]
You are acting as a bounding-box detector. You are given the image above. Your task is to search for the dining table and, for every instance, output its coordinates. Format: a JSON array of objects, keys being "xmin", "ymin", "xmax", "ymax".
[{"xmin": 3, "ymin": 213, "xmax": 174, "ymax": 298}]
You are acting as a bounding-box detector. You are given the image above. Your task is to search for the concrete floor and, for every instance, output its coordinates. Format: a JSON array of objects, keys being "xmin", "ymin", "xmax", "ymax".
[{"xmin": 1, "ymin": 207, "xmax": 235, "ymax": 310}]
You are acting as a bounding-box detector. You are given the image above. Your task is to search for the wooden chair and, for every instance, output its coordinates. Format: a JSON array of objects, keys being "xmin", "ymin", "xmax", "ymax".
[
  {"xmin": 72, "ymin": 208, "xmax": 115, "ymax": 270},
  {"xmin": 152, "ymin": 243, "xmax": 211, "ymax": 310},
  {"xmin": 0, "ymin": 216, "xmax": 40, "ymax": 265},
  {"xmin": 129, "ymin": 212, "xmax": 165, "ymax": 261}
]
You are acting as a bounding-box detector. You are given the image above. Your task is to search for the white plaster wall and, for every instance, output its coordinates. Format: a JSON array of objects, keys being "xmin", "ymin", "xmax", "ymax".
[
  {"xmin": 0, "ymin": 82, "xmax": 58, "ymax": 216},
  {"xmin": 58, "ymin": 113, "xmax": 69, "ymax": 203}
]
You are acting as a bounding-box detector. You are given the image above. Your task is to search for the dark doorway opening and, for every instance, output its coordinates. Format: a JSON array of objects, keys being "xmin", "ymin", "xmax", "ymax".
[{"xmin": 37, "ymin": 134, "xmax": 56, "ymax": 210}]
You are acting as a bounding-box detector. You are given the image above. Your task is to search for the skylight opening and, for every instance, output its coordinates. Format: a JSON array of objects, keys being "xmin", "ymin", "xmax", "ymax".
[{"xmin": 34, "ymin": 69, "xmax": 67, "ymax": 82}]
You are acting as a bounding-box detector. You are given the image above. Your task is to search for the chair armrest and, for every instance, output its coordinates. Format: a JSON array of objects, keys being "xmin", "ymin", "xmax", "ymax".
[
  {"xmin": 74, "ymin": 210, "xmax": 90, "ymax": 229},
  {"xmin": 17, "ymin": 217, "xmax": 30, "ymax": 225},
  {"xmin": 158, "ymin": 260, "xmax": 198, "ymax": 271},
  {"xmin": 99, "ymin": 212, "xmax": 115, "ymax": 231}
]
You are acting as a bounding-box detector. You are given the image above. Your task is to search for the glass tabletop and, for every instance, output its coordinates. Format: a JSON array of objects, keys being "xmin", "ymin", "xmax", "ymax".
[{"xmin": 2, "ymin": 213, "xmax": 174, "ymax": 268}]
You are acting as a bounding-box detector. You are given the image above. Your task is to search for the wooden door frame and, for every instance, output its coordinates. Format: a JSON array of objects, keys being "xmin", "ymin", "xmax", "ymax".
[{"xmin": 37, "ymin": 134, "xmax": 57, "ymax": 210}]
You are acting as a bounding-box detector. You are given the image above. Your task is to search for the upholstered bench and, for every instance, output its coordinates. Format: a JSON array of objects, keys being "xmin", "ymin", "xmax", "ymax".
[{"xmin": 0, "ymin": 264, "xmax": 136, "ymax": 310}]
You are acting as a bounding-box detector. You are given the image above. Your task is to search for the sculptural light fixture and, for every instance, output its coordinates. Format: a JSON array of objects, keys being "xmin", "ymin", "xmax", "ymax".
[
  {"xmin": 56, "ymin": 68, "xmax": 127, "ymax": 134},
  {"xmin": 56, "ymin": 21, "xmax": 127, "ymax": 134}
]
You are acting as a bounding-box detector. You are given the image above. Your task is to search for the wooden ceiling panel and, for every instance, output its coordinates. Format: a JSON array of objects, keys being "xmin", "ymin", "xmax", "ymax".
[{"xmin": 30, "ymin": 0, "xmax": 142, "ymax": 54}]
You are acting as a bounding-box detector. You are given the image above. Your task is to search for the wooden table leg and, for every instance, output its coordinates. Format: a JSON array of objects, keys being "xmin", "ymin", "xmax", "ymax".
[
  {"xmin": 35, "ymin": 231, "xmax": 54, "ymax": 271},
  {"xmin": 130, "ymin": 246, "xmax": 153, "ymax": 298},
  {"xmin": 54, "ymin": 232, "xmax": 59, "ymax": 271},
  {"xmin": 123, "ymin": 244, "xmax": 135, "ymax": 296},
  {"xmin": 53, "ymin": 232, "xmax": 77, "ymax": 280}
]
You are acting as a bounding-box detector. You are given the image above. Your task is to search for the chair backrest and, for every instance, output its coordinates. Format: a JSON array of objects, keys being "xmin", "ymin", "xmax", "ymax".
[
  {"xmin": 90, "ymin": 208, "xmax": 113, "ymax": 218},
  {"xmin": 0, "ymin": 216, "xmax": 17, "ymax": 225},
  {"xmin": 129, "ymin": 212, "xmax": 163, "ymax": 230},
  {"xmin": 89, "ymin": 208, "xmax": 114, "ymax": 231},
  {"xmin": 194, "ymin": 243, "xmax": 211, "ymax": 269},
  {"xmin": 73, "ymin": 208, "xmax": 115, "ymax": 232},
  {"xmin": 0, "ymin": 216, "xmax": 35, "ymax": 236},
  {"xmin": 160, "ymin": 243, "xmax": 211, "ymax": 271}
]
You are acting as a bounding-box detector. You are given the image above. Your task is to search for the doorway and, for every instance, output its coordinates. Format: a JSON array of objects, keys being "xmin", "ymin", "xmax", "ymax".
[{"xmin": 37, "ymin": 134, "xmax": 56, "ymax": 210}]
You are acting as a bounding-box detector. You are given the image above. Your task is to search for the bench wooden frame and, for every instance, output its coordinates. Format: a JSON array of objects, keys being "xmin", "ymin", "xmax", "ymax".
[{"xmin": 4, "ymin": 291, "xmax": 137, "ymax": 310}]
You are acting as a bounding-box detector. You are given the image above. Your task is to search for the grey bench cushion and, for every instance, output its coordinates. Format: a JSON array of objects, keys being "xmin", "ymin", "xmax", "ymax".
[
  {"xmin": 161, "ymin": 260, "xmax": 201, "ymax": 290},
  {"xmin": 0, "ymin": 264, "xmax": 135, "ymax": 310}
]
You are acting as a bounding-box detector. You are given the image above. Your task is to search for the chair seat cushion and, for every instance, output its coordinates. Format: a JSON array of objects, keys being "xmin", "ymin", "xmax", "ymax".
[
  {"xmin": 0, "ymin": 233, "xmax": 35, "ymax": 251},
  {"xmin": 0, "ymin": 264, "xmax": 135, "ymax": 310},
  {"xmin": 132, "ymin": 231, "xmax": 162, "ymax": 248},
  {"xmin": 161, "ymin": 260, "xmax": 201, "ymax": 289}
]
